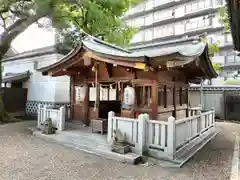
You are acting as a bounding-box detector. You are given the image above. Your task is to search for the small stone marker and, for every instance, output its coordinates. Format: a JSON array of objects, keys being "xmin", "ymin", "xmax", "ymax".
[{"xmin": 111, "ymin": 129, "xmax": 131, "ymax": 154}]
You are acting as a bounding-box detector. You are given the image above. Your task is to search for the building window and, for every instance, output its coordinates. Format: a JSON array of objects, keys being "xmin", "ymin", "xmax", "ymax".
[
  {"xmin": 214, "ymin": 0, "xmax": 223, "ymax": 6},
  {"xmin": 154, "ymin": 25, "xmax": 174, "ymax": 38},
  {"xmin": 33, "ymin": 61, "xmax": 38, "ymax": 69},
  {"xmin": 144, "ymin": 29, "xmax": 153, "ymax": 41},
  {"xmin": 175, "ymin": 23, "xmax": 185, "ymax": 35},
  {"xmin": 235, "ymin": 56, "xmax": 240, "ymax": 63},
  {"xmin": 226, "ymin": 52, "xmax": 235, "ymax": 64},
  {"xmin": 145, "ymin": 0, "xmax": 154, "ymax": 10},
  {"xmin": 129, "ymin": 4, "xmax": 145, "ymax": 15},
  {"xmin": 212, "ymin": 15, "xmax": 221, "ymax": 27},
  {"xmin": 154, "ymin": 9, "xmax": 173, "ymax": 22},
  {"xmin": 131, "ymin": 31, "xmax": 144, "ymax": 43},
  {"xmin": 154, "ymin": 0, "xmax": 172, "ymax": 6},
  {"xmin": 144, "ymin": 14, "xmax": 154, "ymax": 26},
  {"xmin": 131, "ymin": 17, "xmax": 144, "ymax": 27},
  {"xmin": 175, "ymin": 7, "xmax": 184, "ymax": 17},
  {"xmin": 185, "ymin": 16, "xmax": 210, "ymax": 31},
  {"xmin": 226, "ymin": 33, "xmax": 233, "ymax": 43},
  {"xmin": 226, "ymin": 54, "xmax": 235, "ymax": 64},
  {"xmin": 185, "ymin": 0, "xmax": 211, "ymax": 14}
]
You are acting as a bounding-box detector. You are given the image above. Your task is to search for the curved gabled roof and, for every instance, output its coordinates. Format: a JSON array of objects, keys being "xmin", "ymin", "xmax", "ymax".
[{"xmin": 38, "ymin": 35, "xmax": 217, "ymax": 79}]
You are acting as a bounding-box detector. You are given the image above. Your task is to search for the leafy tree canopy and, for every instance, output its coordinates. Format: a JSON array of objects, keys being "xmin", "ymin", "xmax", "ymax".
[
  {"xmin": 0, "ymin": 0, "xmax": 142, "ymax": 122},
  {"xmin": 0, "ymin": 0, "xmax": 143, "ymax": 57}
]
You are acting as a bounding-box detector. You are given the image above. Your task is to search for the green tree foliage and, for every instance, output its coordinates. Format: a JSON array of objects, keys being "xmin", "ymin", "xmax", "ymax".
[
  {"xmin": 201, "ymin": 6, "xmax": 230, "ymax": 74},
  {"xmin": 212, "ymin": 63, "xmax": 221, "ymax": 72},
  {"xmin": 54, "ymin": 0, "xmax": 142, "ymax": 52},
  {"xmin": 219, "ymin": 7, "xmax": 230, "ymax": 33},
  {"xmin": 0, "ymin": 0, "xmax": 142, "ymax": 121}
]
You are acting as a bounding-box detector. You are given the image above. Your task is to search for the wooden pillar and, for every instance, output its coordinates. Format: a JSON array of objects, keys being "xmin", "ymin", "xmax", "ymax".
[
  {"xmin": 70, "ymin": 76, "xmax": 75, "ymax": 121},
  {"xmin": 83, "ymin": 80, "xmax": 90, "ymax": 126},
  {"xmin": 107, "ymin": 87, "xmax": 110, "ymax": 100},
  {"xmin": 186, "ymin": 86, "xmax": 189, "ymax": 117},
  {"xmin": 152, "ymin": 81, "xmax": 158, "ymax": 120},
  {"xmin": 173, "ymin": 84, "xmax": 177, "ymax": 118},
  {"xmin": 95, "ymin": 82, "xmax": 100, "ymax": 119}
]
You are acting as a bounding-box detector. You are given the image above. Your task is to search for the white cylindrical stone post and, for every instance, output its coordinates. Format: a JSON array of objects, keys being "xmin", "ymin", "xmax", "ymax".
[
  {"xmin": 138, "ymin": 113, "xmax": 148, "ymax": 155},
  {"xmin": 167, "ymin": 116, "xmax": 176, "ymax": 159},
  {"xmin": 43, "ymin": 105, "xmax": 48, "ymax": 122},
  {"xmin": 107, "ymin": 111, "xmax": 115, "ymax": 143},
  {"xmin": 211, "ymin": 107, "xmax": 215, "ymax": 129},
  {"xmin": 59, "ymin": 106, "xmax": 66, "ymax": 131},
  {"xmin": 197, "ymin": 110, "xmax": 202, "ymax": 135},
  {"xmin": 37, "ymin": 104, "xmax": 42, "ymax": 129}
]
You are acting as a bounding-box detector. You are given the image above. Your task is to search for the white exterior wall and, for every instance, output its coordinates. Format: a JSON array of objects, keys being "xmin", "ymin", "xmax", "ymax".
[{"xmin": 2, "ymin": 53, "xmax": 70, "ymax": 104}]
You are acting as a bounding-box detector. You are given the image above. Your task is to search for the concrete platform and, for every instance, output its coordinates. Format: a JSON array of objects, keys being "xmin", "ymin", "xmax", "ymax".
[{"xmin": 31, "ymin": 129, "xmax": 142, "ymax": 165}]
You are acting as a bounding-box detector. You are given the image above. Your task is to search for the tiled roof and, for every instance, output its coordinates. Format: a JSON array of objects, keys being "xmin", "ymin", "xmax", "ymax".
[
  {"xmin": 2, "ymin": 71, "xmax": 30, "ymax": 83},
  {"xmin": 38, "ymin": 34, "xmax": 217, "ymax": 79}
]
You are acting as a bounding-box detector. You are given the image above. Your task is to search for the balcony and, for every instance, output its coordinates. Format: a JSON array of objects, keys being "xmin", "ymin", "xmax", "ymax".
[
  {"xmin": 222, "ymin": 56, "xmax": 240, "ymax": 69},
  {"xmin": 130, "ymin": 19, "xmax": 223, "ymax": 47},
  {"xmin": 123, "ymin": 0, "xmax": 184, "ymax": 20},
  {"xmin": 124, "ymin": 0, "xmax": 225, "ymax": 31}
]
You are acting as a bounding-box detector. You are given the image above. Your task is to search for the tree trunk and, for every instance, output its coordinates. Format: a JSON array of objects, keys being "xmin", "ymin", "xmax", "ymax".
[
  {"xmin": 0, "ymin": 9, "xmax": 51, "ymax": 122},
  {"xmin": 0, "ymin": 53, "xmax": 13, "ymax": 122}
]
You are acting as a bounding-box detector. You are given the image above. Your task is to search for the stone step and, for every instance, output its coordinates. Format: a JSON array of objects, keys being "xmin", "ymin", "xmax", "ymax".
[
  {"xmin": 58, "ymin": 131, "xmax": 109, "ymax": 147},
  {"xmin": 173, "ymin": 130, "xmax": 219, "ymax": 167},
  {"xmin": 32, "ymin": 130, "xmax": 142, "ymax": 165}
]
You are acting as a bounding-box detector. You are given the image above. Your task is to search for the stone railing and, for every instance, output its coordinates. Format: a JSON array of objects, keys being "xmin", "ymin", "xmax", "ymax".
[
  {"xmin": 37, "ymin": 105, "xmax": 66, "ymax": 131},
  {"xmin": 108, "ymin": 108, "xmax": 216, "ymax": 160}
]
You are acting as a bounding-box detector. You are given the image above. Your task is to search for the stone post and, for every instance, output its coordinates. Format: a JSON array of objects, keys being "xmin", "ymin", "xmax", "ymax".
[
  {"xmin": 58, "ymin": 106, "xmax": 66, "ymax": 131},
  {"xmin": 138, "ymin": 113, "xmax": 148, "ymax": 155},
  {"xmin": 43, "ymin": 105, "xmax": 48, "ymax": 122},
  {"xmin": 37, "ymin": 104, "xmax": 42, "ymax": 129},
  {"xmin": 107, "ymin": 111, "xmax": 115, "ymax": 143},
  {"xmin": 197, "ymin": 110, "xmax": 202, "ymax": 135},
  {"xmin": 211, "ymin": 107, "xmax": 215, "ymax": 129},
  {"xmin": 167, "ymin": 116, "xmax": 176, "ymax": 159}
]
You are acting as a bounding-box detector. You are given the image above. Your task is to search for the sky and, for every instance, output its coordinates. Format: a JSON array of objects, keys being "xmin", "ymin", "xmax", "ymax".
[{"xmin": 1, "ymin": 23, "xmax": 56, "ymax": 53}]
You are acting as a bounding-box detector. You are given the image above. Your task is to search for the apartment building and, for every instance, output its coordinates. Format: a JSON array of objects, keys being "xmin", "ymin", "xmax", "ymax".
[{"xmin": 123, "ymin": 0, "xmax": 238, "ymax": 84}]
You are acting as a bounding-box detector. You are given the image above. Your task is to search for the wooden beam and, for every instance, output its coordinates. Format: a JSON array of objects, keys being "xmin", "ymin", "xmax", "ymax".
[
  {"xmin": 48, "ymin": 52, "xmax": 85, "ymax": 76},
  {"xmin": 86, "ymin": 52, "xmax": 148, "ymax": 70}
]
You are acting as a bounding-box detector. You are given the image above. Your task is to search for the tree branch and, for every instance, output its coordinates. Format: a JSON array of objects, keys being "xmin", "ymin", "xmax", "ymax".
[
  {"xmin": 0, "ymin": 14, "xmax": 6, "ymax": 29},
  {"xmin": 0, "ymin": 8, "xmax": 52, "ymax": 57}
]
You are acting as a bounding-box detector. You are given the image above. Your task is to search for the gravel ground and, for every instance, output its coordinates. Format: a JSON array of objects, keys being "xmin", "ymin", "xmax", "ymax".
[{"xmin": 0, "ymin": 121, "xmax": 236, "ymax": 180}]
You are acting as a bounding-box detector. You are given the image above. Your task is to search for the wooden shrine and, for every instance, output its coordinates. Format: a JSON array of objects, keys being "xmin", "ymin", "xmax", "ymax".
[{"xmin": 38, "ymin": 35, "xmax": 217, "ymax": 126}]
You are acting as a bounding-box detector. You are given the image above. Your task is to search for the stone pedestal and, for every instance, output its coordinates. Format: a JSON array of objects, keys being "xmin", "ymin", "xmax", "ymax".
[{"xmin": 111, "ymin": 143, "xmax": 131, "ymax": 154}]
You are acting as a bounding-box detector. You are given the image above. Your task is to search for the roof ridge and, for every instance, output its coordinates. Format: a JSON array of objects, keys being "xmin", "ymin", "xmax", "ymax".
[
  {"xmin": 129, "ymin": 36, "xmax": 201, "ymax": 50},
  {"xmin": 82, "ymin": 32, "xmax": 131, "ymax": 53}
]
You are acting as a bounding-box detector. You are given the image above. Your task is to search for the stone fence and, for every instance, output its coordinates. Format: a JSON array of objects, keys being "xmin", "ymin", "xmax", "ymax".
[
  {"xmin": 37, "ymin": 105, "xmax": 66, "ymax": 131},
  {"xmin": 108, "ymin": 108, "xmax": 216, "ymax": 160}
]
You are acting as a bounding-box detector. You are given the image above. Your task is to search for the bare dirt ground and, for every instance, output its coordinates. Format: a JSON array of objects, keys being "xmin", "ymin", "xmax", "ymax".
[{"xmin": 0, "ymin": 121, "xmax": 236, "ymax": 180}]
